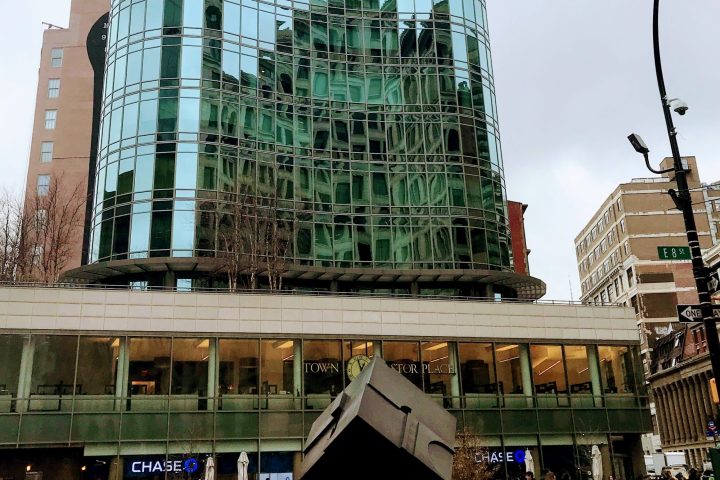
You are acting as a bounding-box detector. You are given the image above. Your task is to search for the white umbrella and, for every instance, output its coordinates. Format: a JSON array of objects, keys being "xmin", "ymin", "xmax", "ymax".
[
  {"xmin": 238, "ymin": 452, "xmax": 249, "ymax": 480},
  {"xmin": 525, "ymin": 449, "xmax": 535, "ymax": 474},
  {"xmin": 204, "ymin": 456, "xmax": 215, "ymax": 480},
  {"xmin": 592, "ymin": 445, "xmax": 603, "ymax": 480}
]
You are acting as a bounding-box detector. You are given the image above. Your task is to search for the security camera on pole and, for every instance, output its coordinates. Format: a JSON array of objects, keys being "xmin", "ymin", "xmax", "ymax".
[{"xmin": 627, "ymin": 0, "xmax": 720, "ymax": 399}]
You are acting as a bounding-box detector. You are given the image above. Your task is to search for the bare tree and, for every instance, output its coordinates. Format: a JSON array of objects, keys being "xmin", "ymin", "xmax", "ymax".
[
  {"xmin": 26, "ymin": 176, "xmax": 86, "ymax": 283},
  {"xmin": 0, "ymin": 176, "xmax": 86, "ymax": 283},
  {"xmin": 216, "ymin": 188, "xmax": 294, "ymax": 292},
  {"xmin": 453, "ymin": 428, "xmax": 498, "ymax": 480},
  {"xmin": 0, "ymin": 191, "xmax": 27, "ymax": 281}
]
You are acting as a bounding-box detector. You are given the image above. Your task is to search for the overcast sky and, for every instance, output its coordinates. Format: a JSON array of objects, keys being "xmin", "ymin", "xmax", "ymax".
[{"xmin": 1, "ymin": 1, "xmax": 719, "ymax": 300}]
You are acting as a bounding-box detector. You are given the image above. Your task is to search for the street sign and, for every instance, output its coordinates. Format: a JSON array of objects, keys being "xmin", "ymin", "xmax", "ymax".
[
  {"xmin": 658, "ymin": 246, "xmax": 692, "ymax": 260},
  {"xmin": 709, "ymin": 270, "xmax": 720, "ymax": 294},
  {"xmin": 676, "ymin": 304, "xmax": 720, "ymax": 323}
]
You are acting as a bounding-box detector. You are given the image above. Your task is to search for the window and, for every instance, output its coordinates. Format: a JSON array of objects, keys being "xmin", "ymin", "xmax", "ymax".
[
  {"xmin": 37, "ymin": 175, "xmax": 50, "ymax": 196},
  {"xmin": 171, "ymin": 338, "xmax": 209, "ymax": 395},
  {"xmin": 620, "ymin": 219, "xmax": 625, "ymax": 233},
  {"xmin": 626, "ymin": 267, "xmax": 634, "ymax": 286},
  {"xmin": 48, "ymin": 79, "xmax": 60, "ymax": 98},
  {"xmin": 128, "ymin": 338, "xmax": 171, "ymax": 395},
  {"xmin": 304, "ymin": 340, "xmax": 343, "ymax": 396},
  {"xmin": 458, "ymin": 343, "xmax": 495, "ymax": 394},
  {"xmin": 384, "ymin": 341, "xmax": 422, "ymax": 389},
  {"xmin": 495, "ymin": 344, "xmax": 524, "ymax": 394},
  {"xmin": 50, "ymin": 48, "xmax": 63, "ymax": 67},
  {"xmin": 30, "ymin": 335, "xmax": 79, "ymax": 397},
  {"xmin": 219, "ymin": 339, "xmax": 259, "ymax": 395},
  {"xmin": 261, "ymin": 339, "xmax": 297, "ymax": 395},
  {"xmin": 40, "ymin": 142, "xmax": 53, "ymax": 162},
  {"xmin": 44, "ymin": 110, "xmax": 57, "ymax": 129},
  {"xmin": 624, "ymin": 242, "xmax": 630, "ymax": 255},
  {"xmin": 598, "ymin": 346, "xmax": 637, "ymax": 394},
  {"xmin": 0, "ymin": 336, "xmax": 24, "ymax": 397},
  {"xmin": 530, "ymin": 345, "xmax": 566, "ymax": 394},
  {"xmin": 564, "ymin": 346, "xmax": 591, "ymax": 394},
  {"xmin": 75, "ymin": 337, "xmax": 120, "ymax": 396}
]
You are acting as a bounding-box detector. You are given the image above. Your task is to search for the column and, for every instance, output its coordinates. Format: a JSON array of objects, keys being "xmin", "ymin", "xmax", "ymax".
[
  {"xmin": 16, "ymin": 335, "xmax": 35, "ymax": 413},
  {"xmin": 693, "ymin": 375, "xmax": 711, "ymax": 434},
  {"xmin": 655, "ymin": 389, "xmax": 670, "ymax": 445},
  {"xmin": 293, "ymin": 340, "xmax": 302, "ymax": 398},
  {"xmin": 669, "ymin": 385, "xmax": 682, "ymax": 445},
  {"xmin": 699, "ymin": 372, "xmax": 714, "ymax": 427},
  {"xmin": 588, "ymin": 345, "xmax": 603, "ymax": 406},
  {"xmin": 685, "ymin": 378, "xmax": 702, "ymax": 442},
  {"xmin": 207, "ymin": 338, "xmax": 218, "ymax": 411},
  {"xmin": 519, "ymin": 344, "xmax": 533, "ymax": 407},
  {"xmin": 676, "ymin": 383, "xmax": 690, "ymax": 444},
  {"xmin": 115, "ymin": 337, "xmax": 128, "ymax": 411},
  {"xmin": 447, "ymin": 342, "xmax": 461, "ymax": 408}
]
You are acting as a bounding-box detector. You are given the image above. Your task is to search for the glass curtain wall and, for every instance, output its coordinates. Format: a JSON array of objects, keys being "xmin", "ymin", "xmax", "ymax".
[{"xmin": 90, "ymin": 0, "xmax": 513, "ymax": 276}]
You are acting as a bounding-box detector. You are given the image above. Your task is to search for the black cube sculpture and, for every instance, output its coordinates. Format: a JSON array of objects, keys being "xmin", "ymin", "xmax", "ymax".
[{"xmin": 297, "ymin": 356, "xmax": 456, "ymax": 479}]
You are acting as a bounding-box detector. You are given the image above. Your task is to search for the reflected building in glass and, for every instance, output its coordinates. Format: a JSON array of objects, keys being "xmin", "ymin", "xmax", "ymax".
[{"xmin": 79, "ymin": 0, "xmax": 545, "ymax": 297}]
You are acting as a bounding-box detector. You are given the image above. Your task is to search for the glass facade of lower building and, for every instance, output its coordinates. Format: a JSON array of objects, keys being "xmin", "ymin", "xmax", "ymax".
[
  {"xmin": 89, "ymin": 0, "xmax": 513, "ymax": 274},
  {"xmin": 0, "ymin": 333, "xmax": 651, "ymax": 479}
]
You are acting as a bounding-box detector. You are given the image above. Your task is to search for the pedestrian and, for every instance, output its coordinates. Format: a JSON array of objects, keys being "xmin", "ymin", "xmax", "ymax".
[
  {"xmin": 546, "ymin": 471, "xmax": 557, "ymax": 480},
  {"xmin": 526, "ymin": 471, "xmax": 535, "ymax": 480},
  {"xmin": 689, "ymin": 469, "xmax": 699, "ymax": 480}
]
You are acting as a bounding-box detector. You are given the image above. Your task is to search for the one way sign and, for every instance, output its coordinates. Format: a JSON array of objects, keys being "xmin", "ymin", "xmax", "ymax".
[{"xmin": 677, "ymin": 304, "xmax": 720, "ymax": 323}]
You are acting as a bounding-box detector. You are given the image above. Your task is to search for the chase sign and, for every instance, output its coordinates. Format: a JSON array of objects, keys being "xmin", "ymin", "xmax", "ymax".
[{"xmin": 125, "ymin": 456, "xmax": 200, "ymax": 477}]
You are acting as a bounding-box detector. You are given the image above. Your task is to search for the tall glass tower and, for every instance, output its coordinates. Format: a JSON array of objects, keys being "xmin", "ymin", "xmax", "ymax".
[{"xmin": 85, "ymin": 0, "xmax": 544, "ymax": 297}]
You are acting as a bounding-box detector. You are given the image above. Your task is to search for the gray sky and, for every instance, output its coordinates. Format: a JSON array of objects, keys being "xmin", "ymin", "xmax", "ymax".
[{"xmin": 1, "ymin": 1, "xmax": 719, "ymax": 300}]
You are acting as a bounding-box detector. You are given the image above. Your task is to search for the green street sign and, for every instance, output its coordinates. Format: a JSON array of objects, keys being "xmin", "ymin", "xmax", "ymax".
[{"xmin": 657, "ymin": 246, "xmax": 692, "ymax": 260}]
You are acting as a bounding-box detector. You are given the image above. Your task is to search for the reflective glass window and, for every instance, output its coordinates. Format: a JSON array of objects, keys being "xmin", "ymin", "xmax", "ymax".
[
  {"xmin": 342, "ymin": 340, "xmax": 374, "ymax": 385},
  {"xmin": 261, "ymin": 339, "xmax": 296, "ymax": 395},
  {"xmin": 303, "ymin": 340, "xmax": 342, "ymax": 396},
  {"xmin": 564, "ymin": 345, "xmax": 592, "ymax": 394},
  {"xmin": 171, "ymin": 338, "xmax": 209, "ymax": 395},
  {"xmin": 421, "ymin": 341, "xmax": 454, "ymax": 396},
  {"xmin": 0, "ymin": 336, "xmax": 24, "ymax": 397},
  {"xmin": 219, "ymin": 339, "xmax": 260, "ymax": 395},
  {"xmin": 494, "ymin": 344, "xmax": 523, "ymax": 394},
  {"xmin": 458, "ymin": 342, "xmax": 495, "ymax": 394},
  {"xmin": 598, "ymin": 345, "xmax": 636, "ymax": 394},
  {"xmin": 383, "ymin": 341, "xmax": 421, "ymax": 389},
  {"xmin": 30, "ymin": 335, "xmax": 79, "ymax": 395},
  {"xmin": 530, "ymin": 345, "xmax": 566, "ymax": 394},
  {"xmin": 128, "ymin": 337, "xmax": 171, "ymax": 395},
  {"xmin": 76, "ymin": 337, "xmax": 120, "ymax": 395}
]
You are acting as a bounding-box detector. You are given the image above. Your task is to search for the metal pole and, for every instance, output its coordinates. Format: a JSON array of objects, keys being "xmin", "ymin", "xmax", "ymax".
[{"xmin": 652, "ymin": 0, "xmax": 720, "ymax": 385}]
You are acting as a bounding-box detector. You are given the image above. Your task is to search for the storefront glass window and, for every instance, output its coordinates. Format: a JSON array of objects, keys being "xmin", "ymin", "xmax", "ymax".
[
  {"xmin": 0, "ymin": 335, "xmax": 24, "ymax": 396},
  {"xmin": 342, "ymin": 340, "xmax": 375, "ymax": 385},
  {"xmin": 383, "ymin": 341, "xmax": 422, "ymax": 389},
  {"xmin": 30, "ymin": 335, "xmax": 79, "ymax": 395},
  {"xmin": 564, "ymin": 345, "xmax": 591, "ymax": 394},
  {"xmin": 76, "ymin": 337, "xmax": 120, "ymax": 395},
  {"xmin": 171, "ymin": 338, "xmax": 209, "ymax": 395},
  {"xmin": 598, "ymin": 345, "xmax": 635, "ymax": 394},
  {"xmin": 219, "ymin": 339, "xmax": 259, "ymax": 394},
  {"xmin": 458, "ymin": 342, "xmax": 496, "ymax": 394},
  {"xmin": 494, "ymin": 344, "xmax": 523, "ymax": 395},
  {"xmin": 128, "ymin": 337, "xmax": 171, "ymax": 395},
  {"xmin": 421, "ymin": 341, "xmax": 453, "ymax": 396},
  {"xmin": 303, "ymin": 340, "xmax": 343, "ymax": 395},
  {"xmin": 261, "ymin": 339, "xmax": 296, "ymax": 395},
  {"xmin": 530, "ymin": 345, "xmax": 566, "ymax": 394}
]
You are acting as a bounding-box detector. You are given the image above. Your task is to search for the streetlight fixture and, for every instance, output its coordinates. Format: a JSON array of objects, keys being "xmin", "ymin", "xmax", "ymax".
[{"xmin": 629, "ymin": 0, "xmax": 720, "ymax": 396}]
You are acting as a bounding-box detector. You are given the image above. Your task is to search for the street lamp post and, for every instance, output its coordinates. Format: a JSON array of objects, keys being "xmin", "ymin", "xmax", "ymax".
[{"xmin": 631, "ymin": 0, "xmax": 720, "ymax": 395}]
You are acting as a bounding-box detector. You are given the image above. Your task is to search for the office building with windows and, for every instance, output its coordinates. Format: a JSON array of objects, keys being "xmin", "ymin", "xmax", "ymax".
[
  {"xmin": 0, "ymin": 285, "xmax": 650, "ymax": 480},
  {"xmin": 4, "ymin": 0, "xmax": 653, "ymax": 478}
]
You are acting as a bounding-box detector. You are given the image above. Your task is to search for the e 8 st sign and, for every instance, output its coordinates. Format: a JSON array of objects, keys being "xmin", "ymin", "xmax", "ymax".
[{"xmin": 657, "ymin": 246, "xmax": 691, "ymax": 260}]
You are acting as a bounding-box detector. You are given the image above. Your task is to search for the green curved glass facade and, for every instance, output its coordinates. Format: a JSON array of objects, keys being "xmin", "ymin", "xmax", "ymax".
[{"xmin": 90, "ymin": 0, "xmax": 511, "ymax": 273}]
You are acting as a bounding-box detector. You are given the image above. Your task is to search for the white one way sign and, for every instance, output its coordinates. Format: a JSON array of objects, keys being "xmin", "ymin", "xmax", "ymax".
[{"xmin": 676, "ymin": 304, "xmax": 720, "ymax": 323}]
